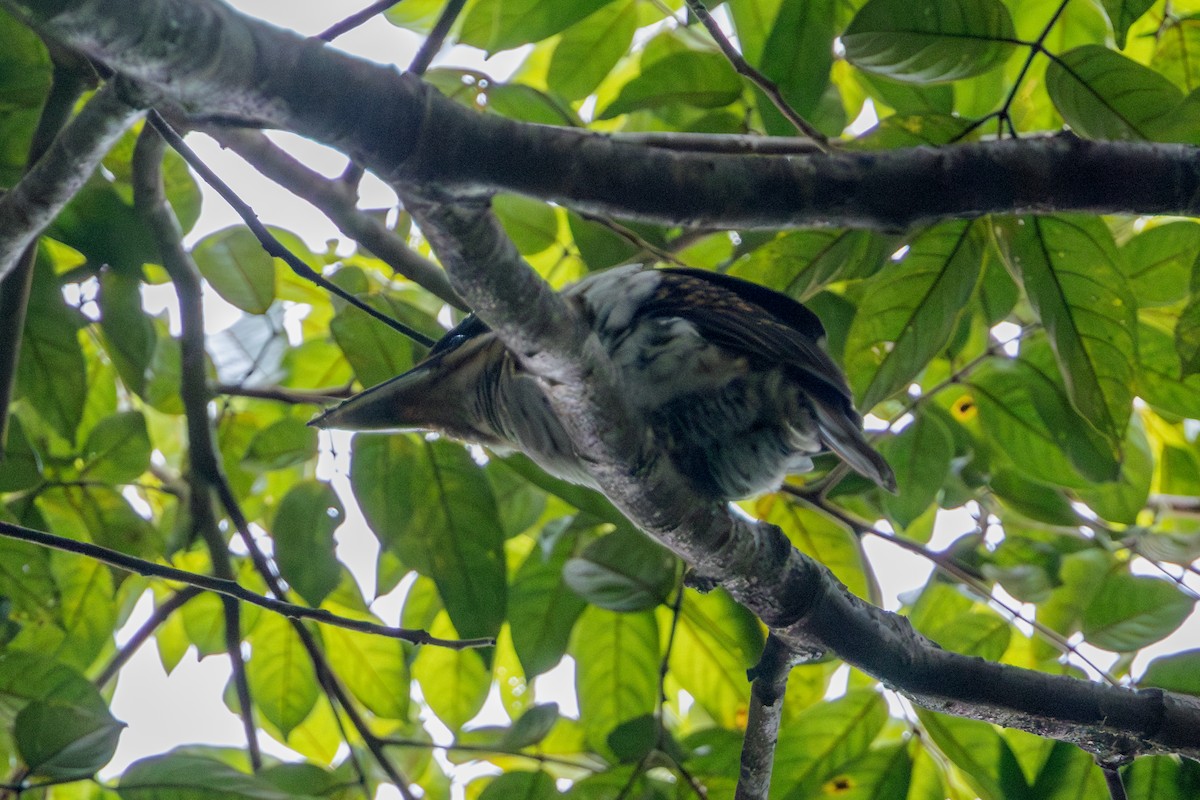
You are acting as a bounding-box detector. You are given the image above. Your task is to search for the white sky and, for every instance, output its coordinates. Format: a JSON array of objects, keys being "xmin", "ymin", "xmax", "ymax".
[{"xmin": 103, "ymin": 2, "xmax": 1200, "ymax": 797}]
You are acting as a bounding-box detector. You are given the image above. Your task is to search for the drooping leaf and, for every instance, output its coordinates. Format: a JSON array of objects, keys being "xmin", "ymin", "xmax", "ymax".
[
  {"xmin": 245, "ymin": 612, "xmax": 319, "ymax": 738},
  {"xmin": 1006, "ymin": 215, "xmax": 1136, "ymax": 450},
  {"xmin": 1045, "ymin": 46, "xmax": 1200, "ymax": 142},
  {"xmin": 412, "ymin": 611, "xmax": 491, "ymax": 731},
  {"xmin": 271, "ymin": 480, "xmax": 343, "ymax": 607},
  {"xmin": 843, "ymin": 0, "xmax": 1018, "ymax": 84},
  {"xmin": 772, "ymin": 691, "xmax": 888, "ymax": 799},
  {"xmin": 509, "ymin": 534, "xmax": 588, "ymax": 678},
  {"xmin": 600, "ymin": 50, "xmax": 743, "ymax": 119},
  {"xmin": 1082, "ymin": 574, "xmax": 1195, "ymax": 652},
  {"xmin": 563, "ymin": 526, "xmax": 676, "ymax": 612},
  {"xmin": 460, "ymin": 0, "xmax": 615, "ymax": 53},
  {"xmin": 548, "ymin": 1, "xmax": 638, "ymax": 101},
  {"xmin": 191, "ymin": 226, "xmax": 277, "ymax": 314},
  {"xmin": 1099, "ymin": 0, "xmax": 1155, "ymax": 49},
  {"xmin": 15, "ymin": 700, "xmax": 124, "ymax": 780},
  {"xmin": 118, "ymin": 752, "xmax": 318, "ymax": 800},
  {"xmin": 351, "ymin": 435, "xmax": 506, "ymax": 641},
  {"xmin": 844, "ymin": 220, "xmax": 986, "ymax": 410},
  {"xmin": 572, "ymin": 606, "xmax": 659, "ymax": 757}
]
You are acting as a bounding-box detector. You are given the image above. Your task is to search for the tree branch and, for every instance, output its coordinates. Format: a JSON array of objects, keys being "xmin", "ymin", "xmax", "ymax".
[
  {"xmin": 0, "ymin": 77, "xmax": 142, "ymax": 283},
  {"xmin": 736, "ymin": 634, "xmax": 794, "ymax": 800},
  {"xmin": 7, "ymin": 0, "xmax": 1200, "ymax": 231},
  {"xmin": 0, "ymin": 519, "xmax": 491, "ymax": 649}
]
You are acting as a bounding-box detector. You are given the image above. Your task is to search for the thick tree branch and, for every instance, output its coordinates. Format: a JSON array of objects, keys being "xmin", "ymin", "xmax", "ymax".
[
  {"xmin": 0, "ymin": 78, "xmax": 142, "ymax": 283},
  {"xmin": 6, "ymin": 0, "xmax": 1200, "ymax": 233}
]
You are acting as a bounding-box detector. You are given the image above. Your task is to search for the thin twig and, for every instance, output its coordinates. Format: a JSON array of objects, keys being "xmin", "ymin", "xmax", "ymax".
[
  {"xmin": 681, "ymin": 0, "xmax": 827, "ymax": 145},
  {"xmin": 215, "ymin": 383, "xmax": 355, "ymax": 404},
  {"xmin": 382, "ymin": 738, "xmax": 602, "ymax": 771},
  {"xmin": 133, "ymin": 124, "xmax": 263, "ymax": 769},
  {"xmin": 0, "ymin": 519, "xmax": 490, "ymax": 649},
  {"xmin": 146, "ymin": 111, "xmax": 436, "ymax": 346},
  {"xmin": 317, "ymin": 0, "xmax": 400, "ymax": 42},
  {"xmin": 408, "ymin": 0, "xmax": 469, "ymax": 75},
  {"xmin": 95, "ymin": 587, "xmax": 204, "ymax": 687}
]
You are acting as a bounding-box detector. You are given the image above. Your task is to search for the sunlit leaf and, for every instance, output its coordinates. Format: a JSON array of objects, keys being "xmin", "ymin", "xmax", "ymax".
[
  {"xmin": 245, "ymin": 613, "xmax": 319, "ymax": 738},
  {"xmin": 412, "ymin": 611, "xmax": 491, "ymax": 731},
  {"xmin": 572, "ymin": 606, "xmax": 658, "ymax": 757},
  {"xmin": 192, "ymin": 226, "xmax": 277, "ymax": 314},
  {"xmin": 548, "ymin": 2, "xmax": 638, "ymax": 101},
  {"xmin": 1082, "ymin": 574, "xmax": 1195, "ymax": 651},
  {"xmin": 772, "ymin": 691, "xmax": 888, "ymax": 798},
  {"xmin": 843, "ymin": 0, "xmax": 1018, "ymax": 83},
  {"xmin": 600, "ymin": 50, "xmax": 743, "ymax": 118}
]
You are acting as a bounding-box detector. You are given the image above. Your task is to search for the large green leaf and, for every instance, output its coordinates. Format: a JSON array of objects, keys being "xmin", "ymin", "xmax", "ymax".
[
  {"xmin": 914, "ymin": 710, "xmax": 1028, "ymax": 800},
  {"xmin": 772, "ymin": 691, "xmax": 888, "ymax": 799},
  {"xmin": 191, "ymin": 226, "xmax": 277, "ymax": 314},
  {"xmin": 562, "ymin": 526, "xmax": 676, "ymax": 612},
  {"xmin": 843, "ymin": 0, "xmax": 1018, "ymax": 84},
  {"xmin": 880, "ymin": 411, "xmax": 953, "ymax": 530},
  {"xmin": 1006, "ymin": 215, "xmax": 1136, "ymax": 449},
  {"xmin": 460, "ymin": 0, "xmax": 615, "ymax": 53},
  {"xmin": 1155, "ymin": 16, "xmax": 1200, "ymax": 93},
  {"xmin": 15, "ymin": 700, "xmax": 124, "ymax": 780},
  {"xmin": 1119, "ymin": 221, "xmax": 1200, "ymax": 307},
  {"xmin": 509, "ymin": 533, "xmax": 588, "ymax": 678},
  {"xmin": 1046, "ymin": 46, "xmax": 1200, "ymax": 142},
  {"xmin": 757, "ymin": 0, "xmax": 836, "ymax": 126},
  {"xmin": 760, "ymin": 498, "xmax": 875, "ymax": 601},
  {"xmin": 571, "ymin": 606, "xmax": 659, "ymax": 757},
  {"xmin": 412, "ymin": 611, "xmax": 491, "ymax": 731},
  {"xmin": 271, "ymin": 480, "xmax": 343, "ymax": 607},
  {"xmin": 351, "ymin": 435, "xmax": 506, "ymax": 641},
  {"xmin": 1082, "ymin": 574, "xmax": 1195, "ymax": 651},
  {"xmin": 80, "ymin": 411, "xmax": 151, "ymax": 484},
  {"xmin": 599, "ymin": 50, "xmax": 743, "ymax": 119},
  {"xmin": 245, "ymin": 612, "xmax": 319, "ymax": 738},
  {"xmin": 548, "ymin": 1, "xmax": 638, "ymax": 101},
  {"xmin": 18, "ymin": 254, "xmax": 86, "ymax": 442},
  {"xmin": 728, "ymin": 229, "xmax": 890, "ymax": 301},
  {"xmin": 665, "ymin": 589, "xmax": 762, "ymax": 729},
  {"xmin": 119, "ymin": 752, "xmax": 320, "ymax": 800},
  {"xmin": 1099, "ymin": 0, "xmax": 1155, "ymax": 49},
  {"xmin": 845, "ymin": 220, "xmax": 986, "ymax": 410}
]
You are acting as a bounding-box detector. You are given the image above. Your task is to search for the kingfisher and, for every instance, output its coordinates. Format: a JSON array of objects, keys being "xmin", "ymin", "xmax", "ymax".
[{"xmin": 312, "ymin": 265, "xmax": 894, "ymax": 500}]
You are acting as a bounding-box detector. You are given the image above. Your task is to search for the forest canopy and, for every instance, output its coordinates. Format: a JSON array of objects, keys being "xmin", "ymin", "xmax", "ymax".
[{"xmin": 1, "ymin": 0, "xmax": 1200, "ymax": 798}]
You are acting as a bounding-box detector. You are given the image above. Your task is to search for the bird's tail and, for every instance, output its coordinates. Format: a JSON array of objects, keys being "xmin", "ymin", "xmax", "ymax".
[{"xmin": 811, "ymin": 398, "xmax": 897, "ymax": 492}]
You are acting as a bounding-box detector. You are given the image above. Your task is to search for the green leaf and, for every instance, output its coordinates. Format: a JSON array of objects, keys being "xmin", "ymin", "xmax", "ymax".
[
  {"xmin": 49, "ymin": 552, "xmax": 118, "ymax": 671},
  {"xmin": 572, "ymin": 606, "xmax": 659, "ymax": 756},
  {"xmin": 192, "ymin": 226, "xmax": 277, "ymax": 314},
  {"xmin": 509, "ymin": 535, "xmax": 587, "ymax": 677},
  {"xmin": 1075, "ymin": 414, "xmax": 1152, "ymax": 525},
  {"xmin": 38, "ymin": 484, "xmax": 161, "ymax": 558},
  {"xmin": 880, "ymin": 412, "xmax": 953, "ymax": 530},
  {"xmin": 729, "ymin": 229, "xmax": 890, "ymax": 301},
  {"xmin": 493, "ymin": 194, "xmax": 560, "ymax": 256},
  {"xmin": 843, "ymin": 0, "xmax": 1018, "ymax": 84},
  {"xmin": 119, "ymin": 752, "xmax": 318, "ymax": 800},
  {"xmin": 914, "ymin": 710, "xmax": 1027, "ymax": 800},
  {"xmin": 0, "ymin": 416, "xmax": 42, "ymax": 491},
  {"xmin": 1045, "ymin": 46, "xmax": 1200, "ymax": 142},
  {"xmin": 563, "ymin": 527, "xmax": 675, "ymax": 611},
  {"xmin": 1122, "ymin": 756, "xmax": 1200, "ymax": 800},
  {"xmin": 478, "ymin": 771, "xmax": 557, "ymax": 800},
  {"xmin": 1119, "ymin": 221, "xmax": 1200, "ymax": 307},
  {"xmin": 412, "ymin": 611, "xmax": 491, "ymax": 730},
  {"xmin": 242, "ymin": 417, "xmax": 318, "ymax": 471},
  {"xmin": 1176, "ymin": 295, "xmax": 1200, "ymax": 377},
  {"xmin": 1099, "ymin": 0, "xmax": 1154, "ymax": 49},
  {"xmin": 1007, "ymin": 216, "xmax": 1136, "ymax": 449},
  {"xmin": 329, "ymin": 295, "xmax": 415, "ymax": 390},
  {"xmin": 1140, "ymin": 649, "xmax": 1200, "ymax": 695},
  {"xmin": 81, "ymin": 411, "xmax": 150, "ymax": 483},
  {"xmin": 548, "ymin": 1, "xmax": 638, "ymax": 101},
  {"xmin": 15, "ymin": 700, "xmax": 124, "ymax": 780},
  {"xmin": 968, "ymin": 346, "xmax": 1120, "ymax": 487},
  {"xmin": 757, "ymin": 0, "xmax": 836, "ymax": 124},
  {"xmin": 502, "ymin": 703, "xmax": 561, "ymax": 749},
  {"xmin": 772, "ymin": 691, "xmax": 888, "ymax": 799},
  {"xmin": 271, "ymin": 480, "xmax": 343, "ymax": 607},
  {"xmin": 245, "ymin": 612, "xmax": 319, "ymax": 738},
  {"xmin": 666, "ymin": 589, "xmax": 763, "ymax": 729},
  {"xmin": 1155, "ymin": 16, "xmax": 1200, "ymax": 93},
  {"xmin": 822, "ymin": 742, "xmax": 913, "ymax": 800},
  {"xmin": 845, "ymin": 220, "xmax": 985, "ymax": 410},
  {"xmin": 461, "ymin": 0, "xmax": 615, "ymax": 52},
  {"xmin": 352, "ymin": 436, "xmax": 506, "ymax": 640},
  {"xmin": 322, "ymin": 621, "xmax": 410, "ymax": 721},
  {"xmin": 607, "ymin": 714, "xmax": 657, "ymax": 763},
  {"xmin": 98, "ymin": 270, "xmax": 156, "ymax": 395},
  {"xmin": 599, "ymin": 50, "xmax": 743, "ymax": 119},
  {"xmin": 1082, "ymin": 574, "xmax": 1195, "ymax": 651},
  {"xmin": 18, "ymin": 255, "xmax": 86, "ymax": 441}
]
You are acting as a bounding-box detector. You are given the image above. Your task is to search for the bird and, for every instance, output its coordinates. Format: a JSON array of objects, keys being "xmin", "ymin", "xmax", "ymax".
[{"xmin": 311, "ymin": 265, "xmax": 895, "ymax": 500}]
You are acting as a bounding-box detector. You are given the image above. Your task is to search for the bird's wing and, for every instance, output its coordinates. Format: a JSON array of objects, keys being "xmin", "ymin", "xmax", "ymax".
[
  {"xmin": 642, "ymin": 269, "xmax": 896, "ymax": 490},
  {"xmin": 642, "ymin": 268, "xmax": 853, "ymax": 408}
]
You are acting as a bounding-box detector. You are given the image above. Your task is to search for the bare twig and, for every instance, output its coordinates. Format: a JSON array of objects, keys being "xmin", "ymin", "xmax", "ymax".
[
  {"xmin": 317, "ymin": 0, "xmax": 400, "ymax": 42},
  {"xmin": 408, "ymin": 0, "xmax": 468, "ymax": 75},
  {"xmin": 681, "ymin": 0, "xmax": 826, "ymax": 144},
  {"xmin": 0, "ymin": 519, "xmax": 489, "ymax": 649},
  {"xmin": 736, "ymin": 634, "xmax": 794, "ymax": 800},
  {"xmin": 215, "ymin": 382, "xmax": 355, "ymax": 404},
  {"xmin": 206, "ymin": 127, "xmax": 465, "ymax": 309},
  {"xmin": 95, "ymin": 587, "xmax": 204, "ymax": 687},
  {"xmin": 146, "ymin": 111, "xmax": 437, "ymax": 346}
]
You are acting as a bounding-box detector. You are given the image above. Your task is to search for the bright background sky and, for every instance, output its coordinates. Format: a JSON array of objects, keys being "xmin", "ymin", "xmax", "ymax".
[{"xmin": 103, "ymin": 3, "xmax": 1200, "ymax": 798}]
